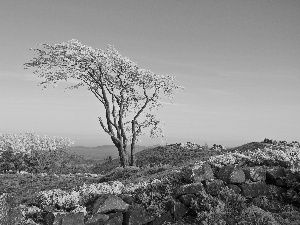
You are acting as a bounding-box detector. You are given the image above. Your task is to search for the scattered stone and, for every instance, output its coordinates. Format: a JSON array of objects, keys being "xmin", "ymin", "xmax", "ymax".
[
  {"xmin": 105, "ymin": 212, "xmax": 123, "ymax": 225},
  {"xmin": 217, "ymin": 165, "xmax": 245, "ymax": 184},
  {"xmin": 53, "ymin": 212, "xmax": 68, "ymax": 225},
  {"xmin": 85, "ymin": 213, "xmax": 109, "ymax": 225},
  {"xmin": 170, "ymin": 200, "xmax": 188, "ymax": 221},
  {"xmin": 148, "ymin": 211, "xmax": 173, "ymax": 225},
  {"xmin": 119, "ymin": 194, "xmax": 136, "ymax": 205},
  {"xmin": 267, "ymin": 185, "xmax": 287, "ymax": 199},
  {"xmin": 226, "ymin": 184, "xmax": 241, "ymax": 194},
  {"xmin": 44, "ymin": 212, "xmax": 55, "ymax": 225},
  {"xmin": 176, "ymin": 182, "xmax": 205, "ymax": 197},
  {"xmin": 178, "ymin": 194, "xmax": 197, "ymax": 207},
  {"xmin": 266, "ymin": 167, "xmax": 286, "ymax": 182},
  {"xmin": 61, "ymin": 212, "xmax": 84, "ymax": 225},
  {"xmin": 204, "ymin": 179, "xmax": 226, "ymax": 196},
  {"xmin": 275, "ymin": 178, "xmax": 287, "ymax": 187},
  {"xmin": 243, "ymin": 166, "xmax": 266, "ymax": 181},
  {"xmin": 123, "ymin": 203, "xmax": 154, "ymax": 225},
  {"xmin": 240, "ymin": 181, "xmax": 269, "ymax": 198},
  {"xmin": 93, "ymin": 194, "xmax": 129, "ymax": 214},
  {"xmin": 192, "ymin": 163, "xmax": 215, "ymax": 182}
]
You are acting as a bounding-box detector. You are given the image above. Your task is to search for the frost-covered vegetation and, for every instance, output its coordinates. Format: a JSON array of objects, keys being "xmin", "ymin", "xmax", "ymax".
[{"xmin": 1, "ymin": 132, "xmax": 300, "ymax": 224}]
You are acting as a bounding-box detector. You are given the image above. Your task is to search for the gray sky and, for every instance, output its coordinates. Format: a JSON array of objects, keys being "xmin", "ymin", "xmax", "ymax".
[{"xmin": 0, "ymin": 0, "xmax": 299, "ymax": 147}]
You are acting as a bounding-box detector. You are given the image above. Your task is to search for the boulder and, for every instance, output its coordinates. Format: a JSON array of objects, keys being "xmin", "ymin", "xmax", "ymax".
[
  {"xmin": 267, "ymin": 185, "xmax": 287, "ymax": 199},
  {"xmin": 53, "ymin": 212, "xmax": 68, "ymax": 225},
  {"xmin": 275, "ymin": 178, "xmax": 287, "ymax": 187},
  {"xmin": 166, "ymin": 199, "xmax": 188, "ymax": 221},
  {"xmin": 226, "ymin": 184, "xmax": 241, "ymax": 194},
  {"xmin": 105, "ymin": 212, "xmax": 123, "ymax": 225},
  {"xmin": 204, "ymin": 179, "xmax": 226, "ymax": 196},
  {"xmin": 243, "ymin": 166, "xmax": 266, "ymax": 181},
  {"xmin": 175, "ymin": 182, "xmax": 205, "ymax": 197},
  {"xmin": 93, "ymin": 194, "xmax": 129, "ymax": 214},
  {"xmin": 119, "ymin": 194, "xmax": 136, "ymax": 205},
  {"xmin": 217, "ymin": 165, "xmax": 245, "ymax": 184},
  {"xmin": 123, "ymin": 203, "xmax": 154, "ymax": 225},
  {"xmin": 148, "ymin": 211, "xmax": 173, "ymax": 225},
  {"xmin": 85, "ymin": 213, "xmax": 109, "ymax": 225},
  {"xmin": 178, "ymin": 194, "xmax": 197, "ymax": 207},
  {"xmin": 61, "ymin": 212, "xmax": 85, "ymax": 225},
  {"xmin": 266, "ymin": 167, "xmax": 286, "ymax": 183},
  {"xmin": 240, "ymin": 181, "xmax": 269, "ymax": 198},
  {"xmin": 192, "ymin": 163, "xmax": 215, "ymax": 182},
  {"xmin": 0, "ymin": 193, "xmax": 23, "ymax": 225},
  {"xmin": 44, "ymin": 212, "xmax": 55, "ymax": 225}
]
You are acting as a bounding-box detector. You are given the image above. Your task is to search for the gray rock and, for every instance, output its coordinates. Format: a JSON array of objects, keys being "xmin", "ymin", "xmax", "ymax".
[
  {"xmin": 176, "ymin": 182, "xmax": 205, "ymax": 197},
  {"xmin": 226, "ymin": 184, "xmax": 241, "ymax": 194},
  {"xmin": 240, "ymin": 181, "xmax": 268, "ymax": 198},
  {"xmin": 192, "ymin": 163, "xmax": 215, "ymax": 182},
  {"xmin": 243, "ymin": 166, "xmax": 266, "ymax": 181},
  {"xmin": 148, "ymin": 211, "xmax": 173, "ymax": 225},
  {"xmin": 204, "ymin": 179, "xmax": 226, "ymax": 196},
  {"xmin": 86, "ymin": 213, "xmax": 109, "ymax": 225},
  {"xmin": 170, "ymin": 200, "xmax": 188, "ymax": 221},
  {"xmin": 123, "ymin": 203, "xmax": 154, "ymax": 225},
  {"xmin": 61, "ymin": 212, "xmax": 84, "ymax": 225},
  {"xmin": 217, "ymin": 165, "xmax": 245, "ymax": 184},
  {"xmin": 93, "ymin": 194, "xmax": 129, "ymax": 214},
  {"xmin": 105, "ymin": 212, "xmax": 123, "ymax": 225}
]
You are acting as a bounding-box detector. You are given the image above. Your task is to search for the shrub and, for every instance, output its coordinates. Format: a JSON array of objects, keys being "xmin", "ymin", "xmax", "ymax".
[
  {"xmin": 190, "ymin": 191, "xmax": 226, "ymax": 224},
  {"xmin": 123, "ymin": 178, "xmax": 174, "ymax": 217},
  {"xmin": 0, "ymin": 132, "xmax": 81, "ymax": 174},
  {"xmin": 99, "ymin": 166, "xmax": 140, "ymax": 182}
]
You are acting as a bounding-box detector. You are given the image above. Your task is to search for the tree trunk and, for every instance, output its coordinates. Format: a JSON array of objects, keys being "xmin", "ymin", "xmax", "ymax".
[
  {"xmin": 130, "ymin": 120, "xmax": 137, "ymax": 166},
  {"xmin": 117, "ymin": 144, "xmax": 128, "ymax": 168}
]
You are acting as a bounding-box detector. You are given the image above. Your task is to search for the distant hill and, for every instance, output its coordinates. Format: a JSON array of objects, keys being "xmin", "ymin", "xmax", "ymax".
[
  {"xmin": 226, "ymin": 142, "xmax": 267, "ymax": 153},
  {"xmin": 67, "ymin": 145, "xmax": 150, "ymax": 161}
]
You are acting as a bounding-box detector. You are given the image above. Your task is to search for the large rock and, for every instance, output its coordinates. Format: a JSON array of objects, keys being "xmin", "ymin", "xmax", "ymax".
[
  {"xmin": 178, "ymin": 194, "xmax": 197, "ymax": 207},
  {"xmin": 61, "ymin": 212, "xmax": 85, "ymax": 225},
  {"xmin": 192, "ymin": 163, "xmax": 215, "ymax": 182},
  {"xmin": 165, "ymin": 199, "xmax": 188, "ymax": 221},
  {"xmin": 53, "ymin": 212, "xmax": 68, "ymax": 225},
  {"xmin": 204, "ymin": 179, "xmax": 226, "ymax": 196},
  {"xmin": 217, "ymin": 165, "xmax": 245, "ymax": 184},
  {"xmin": 266, "ymin": 167, "xmax": 286, "ymax": 183},
  {"xmin": 240, "ymin": 181, "xmax": 268, "ymax": 198},
  {"xmin": 44, "ymin": 212, "xmax": 55, "ymax": 225},
  {"xmin": 0, "ymin": 193, "xmax": 23, "ymax": 225},
  {"xmin": 85, "ymin": 213, "xmax": 109, "ymax": 225},
  {"xmin": 93, "ymin": 194, "xmax": 129, "ymax": 214},
  {"xmin": 175, "ymin": 182, "xmax": 205, "ymax": 197},
  {"xmin": 226, "ymin": 184, "xmax": 241, "ymax": 194},
  {"xmin": 148, "ymin": 211, "xmax": 173, "ymax": 225},
  {"xmin": 266, "ymin": 185, "xmax": 287, "ymax": 199},
  {"xmin": 105, "ymin": 212, "xmax": 123, "ymax": 225},
  {"xmin": 123, "ymin": 203, "xmax": 154, "ymax": 225},
  {"xmin": 119, "ymin": 194, "xmax": 136, "ymax": 205},
  {"xmin": 243, "ymin": 166, "xmax": 266, "ymax": 181}
]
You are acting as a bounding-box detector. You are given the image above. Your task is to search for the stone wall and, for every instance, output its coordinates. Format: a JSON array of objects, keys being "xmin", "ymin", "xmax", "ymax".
[{"xmin": 1, "ymin": 163, "xmax": 298, "ymax": 225}]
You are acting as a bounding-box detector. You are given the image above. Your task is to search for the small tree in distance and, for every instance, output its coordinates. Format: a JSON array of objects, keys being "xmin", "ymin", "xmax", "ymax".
[{"xmin": 24, "ymin": 39, "xmax": 184, "ymax": 167}]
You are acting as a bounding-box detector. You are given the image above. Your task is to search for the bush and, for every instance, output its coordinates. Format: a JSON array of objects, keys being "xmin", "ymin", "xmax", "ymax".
[
  {"xmin": 0, "ymin": 132, "xmax": 81, "ymax": 174},
  {"xmin": 98, "ymin": 166, "xmax": 141, "ymax": 182}
]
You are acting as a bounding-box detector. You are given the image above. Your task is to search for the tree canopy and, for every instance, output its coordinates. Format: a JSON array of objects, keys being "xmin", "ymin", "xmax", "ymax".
[{"xmin": 25, "ymin": 39, "xmax": 184, "ymax": 167}]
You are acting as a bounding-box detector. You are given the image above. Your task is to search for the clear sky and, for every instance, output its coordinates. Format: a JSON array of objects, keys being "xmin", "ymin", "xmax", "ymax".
[{"xmin": 0, "ymin": 0, "xmax": 299, "ymax": 147}]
